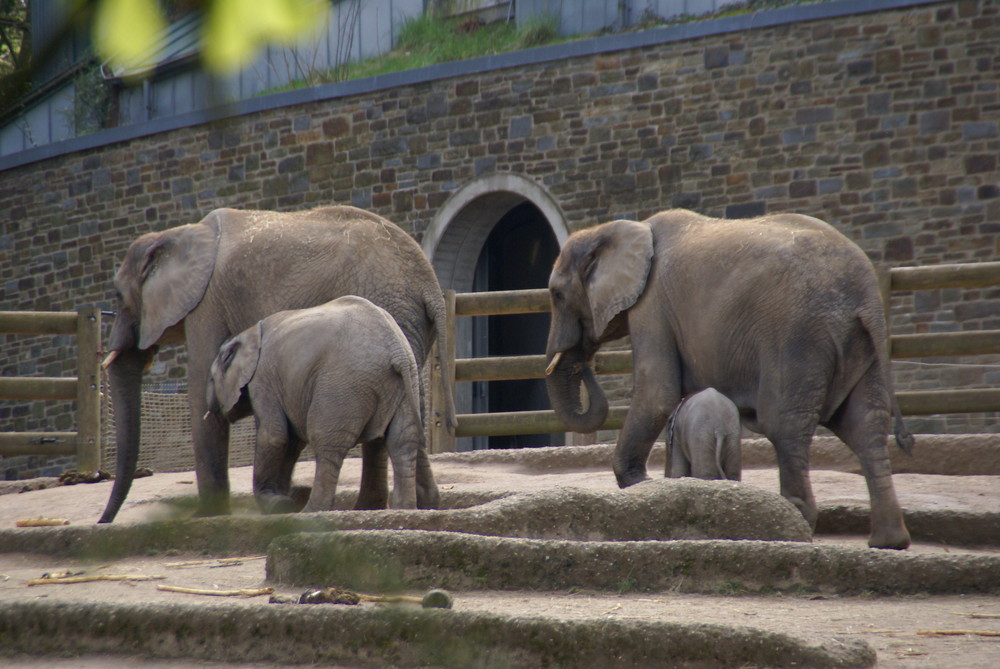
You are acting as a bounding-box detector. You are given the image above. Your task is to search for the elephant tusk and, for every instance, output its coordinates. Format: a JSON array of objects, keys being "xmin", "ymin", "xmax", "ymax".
[
  {"xmin": 101, "ymin": 350, "xmax": 120, "ymax": 369},
  {"xmin": 545, "ymin": 351, "xmax": 563, "ymax": 376},
  {"xmin": 203, "ymin": 411, "xmax": 212, "ymax": 421}
]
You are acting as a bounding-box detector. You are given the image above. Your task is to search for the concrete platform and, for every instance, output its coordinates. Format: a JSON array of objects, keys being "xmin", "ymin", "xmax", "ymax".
[{"xmin": 0, "ymin": 437, "xmax": 998, "ymax": 668}]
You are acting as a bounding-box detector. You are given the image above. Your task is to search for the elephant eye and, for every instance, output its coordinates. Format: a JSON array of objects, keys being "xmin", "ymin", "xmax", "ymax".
[
  {"xmin": 221, "ymin": 341, "xmax": 240, "ymax": 367},
  {"xmin": 551, "ymin": 289, "xmax": 563, "ymax": 304}
]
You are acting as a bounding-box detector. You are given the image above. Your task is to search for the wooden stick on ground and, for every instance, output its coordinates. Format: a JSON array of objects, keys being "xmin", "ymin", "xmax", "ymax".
[
  {"xmin": 28, "ymin": 574, "xmax": 165, "ymax": 586},
  {"xmin": 157, "ymin": 585, "xmax": 274, "ymax": 597},
  {"xmin": 164, "ymin": 556, "xmax": 266, "ymax": 568},
  {"xmin": 917, "ymin": 629, "xmax": 1000, "ymax": 638},
  {"xmin": 955, "ymin": 612, "xmax": 1000, "ymax": 620},
  {"xmin": 357, "ymin": 593, "xmax": 424, "ymax": 605},
  {"xmin": 16, "ymin": 518, "xmax": 69, "ymax": 527}
]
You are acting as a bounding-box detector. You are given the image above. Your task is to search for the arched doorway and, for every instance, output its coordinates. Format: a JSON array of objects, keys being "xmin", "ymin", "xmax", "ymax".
[
  {"xmin": 423, "ymin": 175, "xmax": 569, "ymax": 451},
  {"xmin": 472, "ymin": 201, "xmax": 560, "ymax": 449}
]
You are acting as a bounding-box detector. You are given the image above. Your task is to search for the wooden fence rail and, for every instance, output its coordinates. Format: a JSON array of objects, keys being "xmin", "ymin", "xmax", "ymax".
[
  {"xmin": 429, "ymin": 261, "xmax": 1000, "ymax": 452},
  {"xmin": 0, "ymin": 309, "xmax": 102, "ymax": 472},
  {"xmin": 4, "ymin": 262, "xmax": 998, "ymax": 460}
]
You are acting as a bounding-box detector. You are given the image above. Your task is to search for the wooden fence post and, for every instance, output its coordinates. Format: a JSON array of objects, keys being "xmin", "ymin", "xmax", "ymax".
[
  {"xmin": 429, "ymin": 290, "xmax": 457, "ymax": 454},
  {"xmin": 75, "ymin": 307, "xmax": 102, "ymax": 473}
]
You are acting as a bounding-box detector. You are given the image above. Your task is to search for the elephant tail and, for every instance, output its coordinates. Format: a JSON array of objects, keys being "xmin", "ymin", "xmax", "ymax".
[
  {"xmin": 425, "ymin": 291, "xmax": 458, "ymax": 436},
  {"xmin": 891, "ymin": 397, "xmax": 915, "ymax": 455},
  {"xmin": 393, "ymin": 348, "xmax": 425, "ymax": 437},
  {"xmin": 860, "ymin": 304, "xmax": 914, "ymax": 456},
  {"xmin": 714, "ymin": 433, "xmax": 727, "ymax": 480}
]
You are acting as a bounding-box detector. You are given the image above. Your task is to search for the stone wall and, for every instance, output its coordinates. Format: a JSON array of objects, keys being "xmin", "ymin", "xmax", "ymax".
[{"xmin": 2, "ymin": 0, "xmax": 998, "ymax": 477}]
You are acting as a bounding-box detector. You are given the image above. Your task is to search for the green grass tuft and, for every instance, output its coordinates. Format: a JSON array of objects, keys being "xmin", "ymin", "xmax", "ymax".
[{"xmin": 267, "ymin": 14, "xmax": 561, "ymax": 94}]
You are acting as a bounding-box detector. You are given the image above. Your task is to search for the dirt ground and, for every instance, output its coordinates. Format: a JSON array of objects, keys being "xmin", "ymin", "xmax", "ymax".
[{"xmin": 1, "ymin": 442, "xmax": 998, "ymax": 668}]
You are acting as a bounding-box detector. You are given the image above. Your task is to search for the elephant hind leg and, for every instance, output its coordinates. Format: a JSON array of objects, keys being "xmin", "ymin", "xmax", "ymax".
[
  {"xmin": 302, "ymin": 433, "xmax": 352, "ymax": 513},
  {"xmin": 762, "ymin": 407, "xmax": 821, "ymax": 530},
  {"xmin": 719, "ymin": 433, "xmax": 742, "ymax": 482},
  {"xmin": 384, "ymin": 408, "xmax": 424, "ymax": 510},
  {"xmin": 355, "ymin": 439, "xmax": 389, "ymax": 510},
  {"xmin": 415, "ymin": 447, "xmax": 440, "ymax": 509},
  {"xmin": 667, "ymin": 442, "xmax": 691, "ymax": 478},
  {"xmin": 824, "ymin": 367, "xmax": 910, "ymax": 550}
]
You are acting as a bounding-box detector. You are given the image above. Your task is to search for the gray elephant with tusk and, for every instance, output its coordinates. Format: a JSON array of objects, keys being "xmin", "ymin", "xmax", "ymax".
[
  {"xmin": 667, "ymin": 388, "xmax": 742, "ymax": 482},
  {"xmin": 99, "ymin": 206, "xmax": 456, "ymax": 523},
  {"xmin": 544, "ymin": 209, "xmax": 913, "ymax": 550},
  {"xmin": 205, "ymin": 296, "xmax": 435, "ymax": 513}
]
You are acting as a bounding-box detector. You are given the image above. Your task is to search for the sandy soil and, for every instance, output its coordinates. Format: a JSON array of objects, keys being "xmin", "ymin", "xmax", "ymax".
[{"xmin": 1, "ymin": 451, "xmax": 998, "ymax": 668}]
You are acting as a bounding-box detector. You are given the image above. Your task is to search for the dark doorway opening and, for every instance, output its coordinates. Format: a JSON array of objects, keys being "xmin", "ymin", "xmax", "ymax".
[{"xmin": 471, "ymin": 201, "xmax": 563, "ymax": 449}]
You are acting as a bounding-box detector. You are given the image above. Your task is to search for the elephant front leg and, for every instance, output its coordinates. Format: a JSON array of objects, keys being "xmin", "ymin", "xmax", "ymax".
[
  {"xmin": 278, "ymin": 435, "xmax": 307, "ymax": 511},
  {"xmin": 355, "ymin": 438, "xmax": 389, "ymax": 509},
  {"xmin": 188, "ymin": 331, "xmax": 232, "ymax": 517},
  {"xmin": 615, "ymin": 413, "xmax": 669, "ymax": 487},
  {"xmin": 252, "ymin": 412, "xmax": 297, "ymax": 515},
  {"xmin": 613, "ymin": 340, "xmax": 676, "ymax": 488},
  {"xmin": 191, "ymin": 388, "xmax": 231, "ymax": 517}
]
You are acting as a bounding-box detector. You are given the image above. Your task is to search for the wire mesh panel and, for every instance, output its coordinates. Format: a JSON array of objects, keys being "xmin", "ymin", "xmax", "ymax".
[{"xmin": 100, "ymin": 383, "xmax": 258, "ymax": 474}]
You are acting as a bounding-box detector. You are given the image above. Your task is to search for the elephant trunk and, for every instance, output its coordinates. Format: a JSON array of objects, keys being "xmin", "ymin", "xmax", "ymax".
[
  {"xmin": 97, "ymin": 347, "xmax": 152, "ymax": 523},
  {"xmin": 545, "ymin": 346, "xmax": 609, "ymax": 434}
]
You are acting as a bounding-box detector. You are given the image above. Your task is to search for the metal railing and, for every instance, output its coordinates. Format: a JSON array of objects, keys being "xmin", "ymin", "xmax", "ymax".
[
  {"xmin": 428, "ymin": 261, "xmax": 1000, "ymax": 452},
  {"xmin": 0, "ymin": 308, "xmax": 102, "ymax": 472}
]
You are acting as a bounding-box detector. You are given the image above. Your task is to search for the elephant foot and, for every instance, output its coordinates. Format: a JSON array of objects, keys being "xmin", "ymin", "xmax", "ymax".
[
  {"xmin": 868, "ymin": 523, "xmax": 911, "ymax": 550},
  {"xmin": 354, "ymin": 492, "xmax": 388, "ymax": 510},
  {"xmin": 193, "ymin": 501, "xmax": 231, "ymax": 518},
  {"xmin": 256, "ymin": 493, "xmax": 298, "ymax": 515},
  {"xmin": 193, "ymin": 488, "xmax": 232, "ymax": 517},
  {"xmin": 417, "ymin": 485, "xmax": 440, "ymax": 510},
  {"xmin": 784, "ymin": 495, "xmax": 818, "ymax": 532},
  {"xmin": 615, "ymin": 470, "xmax": 651, "ymax": 489},
  {"xmin": 289, "ymin": 485, "xmax": 312, "ymax": 511}
]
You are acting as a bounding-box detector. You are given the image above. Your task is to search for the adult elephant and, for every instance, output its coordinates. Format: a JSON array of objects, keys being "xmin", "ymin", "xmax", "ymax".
[
  {"xmin": 99, "ymin": 206, "xmax": 456, "ymax": 523},
  {"xmin": 544, "ymin": 209, "xmax": 913, "ymax": 550}
]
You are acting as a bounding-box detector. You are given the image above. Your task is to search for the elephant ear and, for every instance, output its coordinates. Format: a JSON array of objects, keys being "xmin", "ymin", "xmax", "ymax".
[
  {"xmin": 138, "ymin": 218, "xmax": 221, "ymax": 350},
  {"xmin": 215, "ymin": 322, "xmax": 262, "ymax": 415},
  {"xmin": 586, "ymin": 219, "xmax": 654, "ymax": 339}
]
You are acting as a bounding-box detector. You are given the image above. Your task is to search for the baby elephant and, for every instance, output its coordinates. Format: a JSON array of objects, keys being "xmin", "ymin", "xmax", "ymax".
[
  {"xmin": 205, "ymin": 296, "xmax": 436, "ymax": 513},
  {"xmin": 667, "ymin": 388, "xmax": 742, "ymax": 481}
]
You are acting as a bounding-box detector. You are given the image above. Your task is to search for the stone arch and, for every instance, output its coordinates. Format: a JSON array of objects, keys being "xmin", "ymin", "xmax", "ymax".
[{"xmin": 423, "ymin": 173, "xmax": 569, "ymax": 293}]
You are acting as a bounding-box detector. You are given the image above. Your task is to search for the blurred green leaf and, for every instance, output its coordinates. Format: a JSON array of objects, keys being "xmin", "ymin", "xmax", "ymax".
[
  {"xmin": 93, "ymin": 0, "xmax": 166, "ymax": 74},
  {"xmin": 203, "ymin": 0, "xmax": 327, "ymax": 72},
  {"xmin": 91, "ymin": 0, "xmax": 327, "ymax": 76}
]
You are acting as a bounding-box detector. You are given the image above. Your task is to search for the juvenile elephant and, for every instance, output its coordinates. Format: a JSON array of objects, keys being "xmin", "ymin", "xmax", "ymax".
[
  {"xmin": 99, "ymin": 206, "xmax": 456, "ymax": 523},
  {"xmin": 667, "ymin": 388, "xmax": 742, "ymax": 482},
  {"xmin": 206, "ymin": 297, "xmax": 434, "ymax": 512},
  {"xmin": 545, "ymin": 209, "xmax": 913, "ymax": 549}
]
